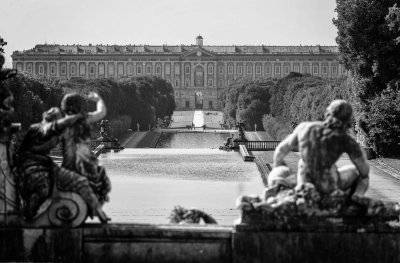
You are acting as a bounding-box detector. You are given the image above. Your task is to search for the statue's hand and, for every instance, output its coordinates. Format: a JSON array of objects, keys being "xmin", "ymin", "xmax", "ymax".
[
  {"xmin": 88, "ymin": 92, "xmax": 101, "ymax": 102},
  {"xmin": 294, "ymin": 183, "xmax": 304, "ymax": 192}
]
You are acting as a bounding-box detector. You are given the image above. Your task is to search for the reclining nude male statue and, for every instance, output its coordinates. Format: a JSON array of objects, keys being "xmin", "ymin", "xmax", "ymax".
[
  {"xmin": 270, "ymin": 100, "xmax": 368, "ymax": 201},
  {"xmin": 237, "ymin": 100, "xmax": 400, "ymax": 221}
]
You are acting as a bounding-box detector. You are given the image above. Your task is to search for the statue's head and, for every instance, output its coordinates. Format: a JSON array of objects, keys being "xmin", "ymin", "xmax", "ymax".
[
  {"xmin": 61, "ymin": 93, "xmax": 85, "ymax": 115},
  {"xmin": 42, "ymin": 107, "xmax": 62, "ymax": 122},
  {"xmin": 324, "ymin": 100, "xmax": 353, "ymax": 130}
]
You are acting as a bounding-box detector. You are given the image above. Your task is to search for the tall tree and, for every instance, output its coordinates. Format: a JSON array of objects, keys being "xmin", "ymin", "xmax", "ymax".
[
  {"xmin": 333, "ymin": 0, "xmax": 400, "ymax": 100},
  {"xmin": 334, "ymin": 0, "xmax": 400, "ymax": 156}
]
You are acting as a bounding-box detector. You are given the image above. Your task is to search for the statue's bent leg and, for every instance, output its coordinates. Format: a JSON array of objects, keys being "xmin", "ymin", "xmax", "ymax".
[
  {"xmin": 338, "ymin": 165, "xmax": 368, "ymax": 195},
  {"xmin": 100, "ymin": 166, "xmax": 111, "ymax": 202},
  {"xmin": 264, "ymin": 165, "xmax": 296, "ymax": 200},
  {"xmin": 338, "ymin": 165, "xmax": 369, "ymax": 206},
  {"xmin": 53, "ymin": 165, "xmax": 110, "ymax": 223}
]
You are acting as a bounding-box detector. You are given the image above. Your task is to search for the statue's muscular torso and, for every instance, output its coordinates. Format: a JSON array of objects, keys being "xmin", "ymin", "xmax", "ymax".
[{"xmin": 296, "ymin": 122, "xmax": 363, "ymax": 194}]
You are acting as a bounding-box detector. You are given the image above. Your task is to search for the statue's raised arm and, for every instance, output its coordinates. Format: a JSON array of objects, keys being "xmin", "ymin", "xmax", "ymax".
[{"xmin": 87, "ymin": 92, "xmax": 107, "ymax": 124}]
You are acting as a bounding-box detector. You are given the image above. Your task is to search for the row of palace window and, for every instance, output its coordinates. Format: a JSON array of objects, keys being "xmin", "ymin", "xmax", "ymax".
[
  {"xmin": 175, "ymin": 90, "xmax": 217, "ymax": 97},
  {"xmin": 174, "ymin": 78, "xmax": 237, "ymax": 88},
  {"xmin": 181, "ymin": 101, "xmax": 214, "ymax": 109},
  {"xmin": 22, "ymin": 62, "xmax": 343, "ymax": 77}
]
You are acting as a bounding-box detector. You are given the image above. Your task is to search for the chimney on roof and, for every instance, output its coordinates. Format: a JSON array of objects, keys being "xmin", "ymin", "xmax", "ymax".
[{"xmin": 196, "ymin": 35, "xmax": 203, "ymax": 47}]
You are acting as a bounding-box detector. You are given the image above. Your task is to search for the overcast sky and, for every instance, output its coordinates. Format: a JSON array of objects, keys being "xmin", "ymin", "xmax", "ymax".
[{"xmin": 0, "ymin": 0, "xmax": 338, "ymax": 68}]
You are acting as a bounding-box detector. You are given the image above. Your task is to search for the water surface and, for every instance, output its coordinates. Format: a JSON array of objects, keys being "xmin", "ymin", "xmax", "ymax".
[
  {"xmin": 100, "ymin": 148, "xmax": 263, "ymax": 225},
  {"xmin": 156, "ymin": 132, "xmax": 230, "ymax": 149}
]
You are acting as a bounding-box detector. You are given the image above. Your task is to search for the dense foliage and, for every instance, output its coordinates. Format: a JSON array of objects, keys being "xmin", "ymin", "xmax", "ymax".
[
  {"xmin": 265, "ymin": 73, "xmax": 351, "ymax": 139},
  {"xmin": 367, "ymin": 87, "xmax": 400, "ymax": 156},
  {"xmin": 334, "ymin": 0, "xmax": 400, "ymax": 156},
  {"xmin": 222, "ymin": 78, "xmax": 273, "ymax": 130},
  {"xmin": 221, "ymin": 74, "xmax": 350, "ymax": 139},
  {"xmin": 3, "ymin": 74, "xmax": 175, "ymax": 138}
]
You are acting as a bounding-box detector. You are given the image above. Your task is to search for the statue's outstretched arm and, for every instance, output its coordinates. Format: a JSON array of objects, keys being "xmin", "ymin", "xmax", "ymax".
[
  {"xmin": 349, "ymin": 145, "xmax": 370, "ymax": 197},
  {"xmin": 87, "ymin": 92, "xmax": 107, "ymax": 124},
  {"xmin": 42, "ymin": 113, "xmax": 83, "ymax": 135}
]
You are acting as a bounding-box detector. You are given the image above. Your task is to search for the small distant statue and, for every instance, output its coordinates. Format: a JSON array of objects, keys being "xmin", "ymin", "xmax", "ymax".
[
  {"xmin": 237, "ymin": 100, "xmax": 400, "ymax": 221},
  {"xmin": 95, "ymin": 119, "xmax": 123, "ymax": 152},
  {"xmin": 236, "ymin": 120, "xmax": 246, "ymax": 141},
  {"xmin": 169, "ymin": 206, "xmax": 217, "ymax": 224},
  {"xmin": 224, "ymin": 135, "xmax": 233, "ymax": 147},
  {"xmin": 99, "ymin": 119, "xmax": 110, "ymax": 139}
]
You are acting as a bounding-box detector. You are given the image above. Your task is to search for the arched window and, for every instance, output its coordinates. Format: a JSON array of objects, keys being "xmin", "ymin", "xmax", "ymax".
[
  {"xmin": 79, "ymin": 63, "xmax": 86, "ymax": 75},
  {"xmin": 174, "ymin": 64, "xmax": 180, "ymax": 75},
  {"xmin": 146, "ymin": 65, "xmax": 152, "ymax": 74},
  {"xmin": 194, "ymin": 65, "xmax": 204, "ymax": 86},
  {"xmin": 228, "ymin": 65, "xmax": 233, "ymax": 74},
  {"xmin": 108, "ymin": 63, "xmax": 115, "ymax": 76},
  {"xmin": 237, "ymin": 66, "xmax": 242, "ymax": 74},
  {"xmin": 127, "ymin": 63, "xmax": 133, "ymax": 75},
  {"xmin": 274, "ymin": 65, "xmax": 280, "ymax": 75},
  {"xmin": 165, "ymin": 63, "xmax": 171, "ymax": 75},
  {"xmin": 27, "ymin": 63, "xmax": 33, "ymax": 73},
  {"xmin": 118, "ymin": 63, "xmax": 124, "ymax": 76},
  {"xmin": 208, "ymin": 64, "xmax": 213, "ymax": 74}
]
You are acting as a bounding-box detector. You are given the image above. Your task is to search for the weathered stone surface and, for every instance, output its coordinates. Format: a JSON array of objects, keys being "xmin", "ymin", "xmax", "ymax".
[
  {"xmin": 237, "ymin": 182, "xmax": 400, "ymax": 226},
  {"xmin": 42, "ymin": 228, "xmax": 83, "ymax": 263},
  {"xmin": 0, "ymin": 228, "xmax": 25, "ymax": 261},
  {"xmin": 83, "ymin": 224, "xmax": 232, "ymax": 263},
  {"xmin": 233, "ymin": 226, "xmax": 400, "ymax": 263},
  {"xmin": 1, "ymin": 223, "xmax": 400, "ymax": 262}
]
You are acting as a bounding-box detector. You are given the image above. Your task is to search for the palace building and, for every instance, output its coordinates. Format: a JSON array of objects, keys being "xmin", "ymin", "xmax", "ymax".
[{"xmin": 12, "ymin": 36, "xmax": 345, "ymax": 110}]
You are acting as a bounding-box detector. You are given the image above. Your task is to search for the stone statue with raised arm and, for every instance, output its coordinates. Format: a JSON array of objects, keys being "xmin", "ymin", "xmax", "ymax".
[
  {"xmin": 60, "ymin": 92, "xmax": 111, "ymax": 223},
  {"xmin": 237, "ymin": 100, "xmax": 400, "ymax": 223},
  {"xmin": 18, "ymin": 108, "xmax": 82, "ymax": 220}
]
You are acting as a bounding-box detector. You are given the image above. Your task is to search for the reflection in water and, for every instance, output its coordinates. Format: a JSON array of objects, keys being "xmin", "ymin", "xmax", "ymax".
[
  {"xmin": 100, "ymin": 149, "xmax": 263, "ymax": 225},
  {"xmin": 157, "ymin": 132, "xmax": 228, "ymax": 148},
  {"xmin": 193, "ymin": 111, "xmax": 204, "ymax": 127}
]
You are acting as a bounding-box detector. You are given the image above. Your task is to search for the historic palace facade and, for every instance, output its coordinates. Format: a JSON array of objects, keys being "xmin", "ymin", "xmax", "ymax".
[{"xmin": 12, "ymin": 36, "xmax": 345, "ymax": 110}]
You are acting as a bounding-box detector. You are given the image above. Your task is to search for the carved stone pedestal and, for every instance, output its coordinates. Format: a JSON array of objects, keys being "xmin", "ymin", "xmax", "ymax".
[{"xmin": 25, "ymin": 191, "xmax": 88, "ymax": 228}]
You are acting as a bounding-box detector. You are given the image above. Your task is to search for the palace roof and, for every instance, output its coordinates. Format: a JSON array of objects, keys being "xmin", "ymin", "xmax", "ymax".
[{"xmin": 13, "ymin": 44, "xmax": 338, "ymax": 56}]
